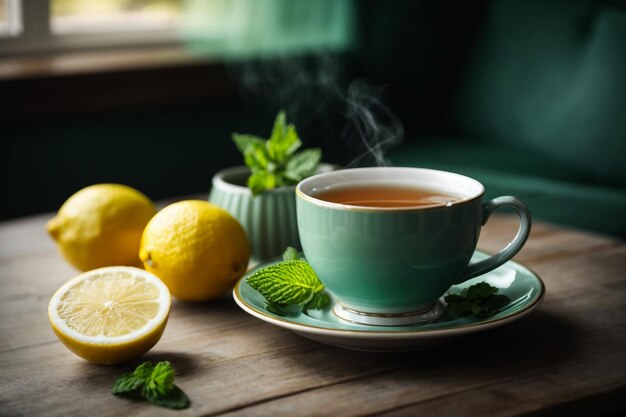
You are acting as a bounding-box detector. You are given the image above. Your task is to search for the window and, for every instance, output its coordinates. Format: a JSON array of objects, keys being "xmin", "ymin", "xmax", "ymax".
[
  {"xmin": 0, "ymin": 0, "xmax": 183, "ymax": 55},
  {"xmin": 51, "ymin": 0, "xmax": 182, "ymax": 35}
]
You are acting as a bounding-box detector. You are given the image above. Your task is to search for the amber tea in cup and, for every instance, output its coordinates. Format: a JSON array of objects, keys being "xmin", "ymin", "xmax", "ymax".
[{"xmin": 314, "ymin": 185, "xmax": 460, "ymax": 208}]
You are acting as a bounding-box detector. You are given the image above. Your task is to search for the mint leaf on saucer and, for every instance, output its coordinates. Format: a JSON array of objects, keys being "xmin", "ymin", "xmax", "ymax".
[
  {"xmin": 247, "ymin": 260, "xmax": 323, "ymax": 305},
  {"xmin": 465, "ymin": 282, "xmax": 498, "ymax": 301},
  {"xmin": 303, "ymin": 291, "xmax": 331, "ymax": 310},
  {"xmin": 247, "ymin": 247, "xmax": 330, "ymax": 314},
  {"xmin": 445, "ymin": 283, "xmax": 511, "ymax": 318},
  {"xmin": 266, "ymin": 302, "xmax": 301, "ymax": 316}
]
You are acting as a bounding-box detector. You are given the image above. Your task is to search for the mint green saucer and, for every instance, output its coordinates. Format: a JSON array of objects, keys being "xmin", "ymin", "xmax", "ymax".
[{"xmin": 233, "ymin": 251, "xmax": 545, "ymax": 351}]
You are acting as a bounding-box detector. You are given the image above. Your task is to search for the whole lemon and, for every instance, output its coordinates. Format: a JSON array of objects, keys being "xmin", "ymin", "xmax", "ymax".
[
  {"xmin": 139, "ymin": 200, "xmax": 250, "ymax": 301},
  {"xmin": 47, "ymin": 184, "xmax": 157, "ymax": 271}
]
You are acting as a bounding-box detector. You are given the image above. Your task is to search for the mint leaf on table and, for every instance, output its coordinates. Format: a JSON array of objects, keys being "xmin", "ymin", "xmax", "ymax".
[
  {"xmin": 111, "ymin": 373, "xmax": 143, "ymax": 394},
  {"xmin": 142, "ymin": 361, "xmax": 175, "ymax": 399},
  {"xmin": 112, "ymin": 361, "xmax": 190, "ymax": 410},
  {"xmin": 132, "ymin": 360, "xmax": 155, "ymax": 380},
  {"xmin": 444, "ymin": 283, "xmax": 511, "ymax": 318},
  {"xmin": 247, "ymin": 246, "xmax": 330, "ymax": 315},
  {"xmin": 112, "ymin": 361, "xmax": 155, "ymax": 394},
  {"xmin": 147, "ymin": 386, "xmax": 190, "ymax": 409},
  {"xmin": 232, "ymin": 110, "xmax": 322, "ymax": 196}
]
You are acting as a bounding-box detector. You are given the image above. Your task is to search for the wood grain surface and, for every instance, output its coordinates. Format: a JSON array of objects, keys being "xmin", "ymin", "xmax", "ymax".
[{"xmin": 1, "ymin": 210, "xmax": 625, "ymax": 417}]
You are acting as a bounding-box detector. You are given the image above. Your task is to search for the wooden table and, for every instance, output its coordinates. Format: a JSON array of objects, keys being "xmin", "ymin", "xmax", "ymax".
[{"xmin": 1, "ymin": 211, "xmax": 625, "ymax": 417}]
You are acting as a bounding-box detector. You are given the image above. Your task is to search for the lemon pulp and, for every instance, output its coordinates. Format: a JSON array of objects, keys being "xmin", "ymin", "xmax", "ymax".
[{"xmin": 48, "ymin": 266, "xmax": 171, "ymax": 364}]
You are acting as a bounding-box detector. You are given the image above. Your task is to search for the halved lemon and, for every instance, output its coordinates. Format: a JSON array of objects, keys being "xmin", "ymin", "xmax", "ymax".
[{"xmin": 48, "ymin": 266, "xmax": 171, "ymax": 365}]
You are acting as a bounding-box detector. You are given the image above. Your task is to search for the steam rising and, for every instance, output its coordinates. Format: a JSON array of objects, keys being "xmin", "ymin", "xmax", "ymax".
[
  {"xmin": 229, "ymin": 55, "xmax": 404, "ymax": 167},
  {"xmin": 342, "ymin": 80, "xmax": 404, "ymax": 167}
]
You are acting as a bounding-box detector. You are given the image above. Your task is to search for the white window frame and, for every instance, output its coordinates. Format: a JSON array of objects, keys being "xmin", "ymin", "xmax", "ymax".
[
  {"xmin": 0, "ymin": 0, "xmax": 181, "ymax": 56},
  {"xmin": 0, "ymin": 0, "xmax": 22, "ymax": 38}
]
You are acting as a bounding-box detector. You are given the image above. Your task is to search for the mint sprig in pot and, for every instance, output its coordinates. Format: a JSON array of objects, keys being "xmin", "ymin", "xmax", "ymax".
[
  {"xmin": 232, "ymin": 111, "xmax": 323, "ymax": 196},
  {"xmin": 209, "ymin": 111, "xmax": 335, "ymax": 261}
]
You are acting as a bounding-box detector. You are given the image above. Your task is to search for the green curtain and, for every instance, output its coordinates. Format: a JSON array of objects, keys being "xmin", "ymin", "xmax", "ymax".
[{"xmin": 181, "ymin": 0, "xmax": 355, "ymax": 58}]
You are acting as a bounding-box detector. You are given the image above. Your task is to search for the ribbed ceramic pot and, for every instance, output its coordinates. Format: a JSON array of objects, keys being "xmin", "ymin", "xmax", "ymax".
[{"xmin": 209, "ymin": 164, "xmax": 335, "ymax": 261}]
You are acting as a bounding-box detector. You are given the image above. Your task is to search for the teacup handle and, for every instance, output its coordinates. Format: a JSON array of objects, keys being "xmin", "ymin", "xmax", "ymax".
[{"xmin": 456, "ymin": 196, "xmax": 532, "ymax": 283}]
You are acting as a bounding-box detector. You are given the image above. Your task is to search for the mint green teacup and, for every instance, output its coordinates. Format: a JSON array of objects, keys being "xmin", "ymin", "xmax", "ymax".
[{"xmin": 296, "ymin": 167, "xmax": 531, "ymax": 326}]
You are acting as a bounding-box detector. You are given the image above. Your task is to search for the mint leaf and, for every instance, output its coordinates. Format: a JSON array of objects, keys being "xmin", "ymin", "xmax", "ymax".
[
  {"xmin": 248, "ymin": 250, "xmax": 330, "ymax": 316},
  {"xmin": 112, "ymin": 373, "xmax": 143, "ymax": 394},
  {"xmin": 232, "ymin": 133, "xmax": 266, "ymax": 155},
  {"xmin": 247, "ymin": 260, "xmax": 324, "ymax": 305},
  {"xmin": 243, "ymin": 142, "xmax": 271, "ymax": 172},
  {"xmin": 267, "ymin": 123, "xmax": 302, "ymax": 163},
  {"xmin": 112, "ymin": 361, "xmax": 190, "ymax": 410},
  {"xmin": 445, "ymin": 282, "xmax": 511, "ymax": 318},
  {"xmin": 266, "ymin": 302, "xmax": 289, "ymax": 315},
  {"xmin": 147, "ymin": 385, "xmax": 190, "ymax": 410},
  {"xmin": 248, "ymin": 171, "xmax": 276, "ymax": 196},
  {"xmin": 285, "ymin": 148, "xmax": 322, "ymax": 182},
  {"xmin": 267, "ymin": 111, "xmax": 302, "ymax": 161},
  {"xmin": 142, "ymin": 361, "xmax": 175, "ymax": 399},
  {"xmin": 304, "ymin": 291, "xmax": 331, "ymax": 310},
  {"xmin": 486, "ymin": 294, "xmax": 511, "ymax": 309},
  {"xmin": 133, "ymin": 361, "xmax": 154, "ymax": 380},
  {"xmin": 466, "ymin": 282, "xmax": 497, "ymax": 301},
  {"xmin": 282, "ymin": 246, "xmax": 300, "ymax": 262},
  {"xmin": 442, "ymin": 294, "xmax": 465, "ymax": 304},
  {"xmin": 266, "ymin": 302, "xmax": 301, "ymax": 316},
  {"xmin": 270, "ymin": 110, "xmax": 287, "ymax": 144},
  {"xmin": 446, "ymin": 300, "xmax": 473, "ymax": 316}
]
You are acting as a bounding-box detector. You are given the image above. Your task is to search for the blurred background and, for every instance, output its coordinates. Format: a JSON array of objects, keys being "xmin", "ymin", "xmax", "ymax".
[{"xmin": 1, "ymin": 0, "xmax": 625, "ymax": 237}]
